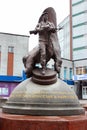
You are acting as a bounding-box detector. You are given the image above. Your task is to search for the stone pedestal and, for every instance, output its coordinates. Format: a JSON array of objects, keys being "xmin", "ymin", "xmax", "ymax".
[
  {"xmin": 2, "ymin": 70, "xmax": 85, "ymax": 116},
  {"xmin": 1, "ymin": 69, "xmax": 86, "ymax": 130},
  {"xmin": 0, "ymin": 111, "xmax": 87, "ymax": 130}
]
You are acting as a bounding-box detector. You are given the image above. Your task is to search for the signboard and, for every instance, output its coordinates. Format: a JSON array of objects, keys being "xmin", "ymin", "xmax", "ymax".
[{"xmin": 73, "ymin": 74, "xmax": 87, "ymax": 81}]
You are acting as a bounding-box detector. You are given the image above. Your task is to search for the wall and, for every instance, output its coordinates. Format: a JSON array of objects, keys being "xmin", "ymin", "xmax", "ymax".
[
  {"xmin": 0, "ymin": 32, "xmax": 29, "ymax": 76},
  {"xmin": 0, "ymin": 82, "xmax": 19, "ymax": 98}
]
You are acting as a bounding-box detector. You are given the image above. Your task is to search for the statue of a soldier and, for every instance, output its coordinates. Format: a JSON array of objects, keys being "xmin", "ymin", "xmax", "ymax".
[
  {"xmin": 23, "ymin": 7, "xmax": 62, "ymax": 77},
  {"xmin": 30, "ymin": 12, "xmax": 56, "ymax": 74}
]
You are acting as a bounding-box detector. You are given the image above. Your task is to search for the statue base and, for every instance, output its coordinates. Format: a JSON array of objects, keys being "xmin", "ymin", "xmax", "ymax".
[
  {"xmin": 2, "ymin": 68, "xmax": 85, "ymax": 116},
  {"xmin": 0, "ymin": 111, "xmax": 87, "ymax": 130},
  {"xmin": 32, "ymin": 68, "xmax": 57, "ymax": 85}
]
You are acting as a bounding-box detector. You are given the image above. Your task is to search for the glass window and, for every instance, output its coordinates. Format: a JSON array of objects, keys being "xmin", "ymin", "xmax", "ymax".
[
  {"xmin": 82, "ymin": 86, "xmax": 87, "ymax": 99},
  {"xmin": 64, "ymin": 67, "xmax": 67, "ymax": 79},
  {"xmin": 76, "ymin": 67, "xmax": 79, "ymax": 75},
  {"xmin": 8, "ymin": 46, "xmax": 14, "ymax": 53},
  {"xmin": 2, "ymin": 88, "xmax": 9, "ymax": 95},
  {"xmin": 82, "ymin": 87, "xmax": 87, "ymax": 95},
  {"xmin": 76, "ymin": 67, "xmax": 82, "ymax": 75},
  {"xmin": 82, "ymin": 67, "xmax": 86, "ymax": 74},
  {"xmin": 0, "ymin": 87, "xmax": 9, "ymax": 95},
  {"xmin": 79, "ymin": 67, "xmax": 82, "ymax": 75},
  {"xmin": 76, "ymin": 66, "xmax": 87, "ymax": 75},
  {"xmin": 85, "ymin": 66, "xmax": 87, "ymax": 73},
  {"xmin": 83, "ymin": 87, "xmax": 86, "ymax": 95},
  {"xmin": 69, "ymin": 68, "xmax": 72, "ymax": 80}
]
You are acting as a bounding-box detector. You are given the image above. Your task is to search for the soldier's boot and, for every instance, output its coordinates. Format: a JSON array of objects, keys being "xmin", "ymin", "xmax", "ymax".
[{"xmin": 42, "ymin": 66, "xmax": 46, "ymax": 75}]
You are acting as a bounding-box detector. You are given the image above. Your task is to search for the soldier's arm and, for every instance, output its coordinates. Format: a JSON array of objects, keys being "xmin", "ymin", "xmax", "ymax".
[
  {"xmin": 29, "ymin": 30, "xmax": 37, "ymax": 34},
  {"xmin": 44, "ymin": 22, "xmax": 57, "ymax": 33}
]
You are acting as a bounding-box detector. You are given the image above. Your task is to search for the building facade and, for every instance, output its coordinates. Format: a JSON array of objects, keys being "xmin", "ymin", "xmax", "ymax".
[
  {"xmin": 0, "ymin": 32, "xmax": 29, "ymax": 98},
  {"xmin": 70, "ymin": 0, "xmax": 87, "ymax": 99},
  {"xmin": 58, "ymin": 16, "xmax": 71, "ymax": 60},
  {"xmin": 58, "ymin": 16, "xmax": 73, "ymax": 82},
  {"xmin": 56, "ymin": 0, "xmax": 87, "ymax": 99},
  {"xmin": 0, "ymin": 32, "xmax": 29, "ymax": 76},
  {"xmin": 71, "ymin": 0, "xmax": 87, "ymax": 60}
]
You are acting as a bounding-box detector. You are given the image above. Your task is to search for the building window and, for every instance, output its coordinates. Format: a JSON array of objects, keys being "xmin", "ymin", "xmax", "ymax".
[
  {"xmin": 64, "ymin": 67, "xmax": 67, "ymax": 79},
  {"xmin": 82, "ymin": 87, "xmax": 87, "ymax": 99},
  {"xmin": 8, "ymin": 46, "xmax": 14, "ymax": 53},
  {"xmin": 83, "ymin": 66, "xmax": 87, "ymax": 74},
  {"xmin": 69, "ymin": 68, "xmax": 72, "ymax": 80},
  {"xmin": 76, "ymin": 66, "xmax": 87, "ymax": 75},
  {"xmin": 0, "ymin": 87, "xmax": 9, "ymax": 96}
]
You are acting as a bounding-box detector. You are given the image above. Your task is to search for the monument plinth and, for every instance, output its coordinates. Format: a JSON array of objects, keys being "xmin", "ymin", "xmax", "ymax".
[
  {"xmin": 0, "ymin": 112, "xmax": 87, "ymax": 130},
  {"xmin": 32, "ymin": 68, "xmax": 57, "ymax": 85},
  {"xmin": 3, "ymin": 68, "xmax": 84, "ymax": 116}
]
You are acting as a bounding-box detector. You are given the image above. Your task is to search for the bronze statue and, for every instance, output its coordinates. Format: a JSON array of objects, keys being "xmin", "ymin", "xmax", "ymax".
[{"xmin": 23, "ymin": 7, "xmax": 62, "ymax": 78}]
